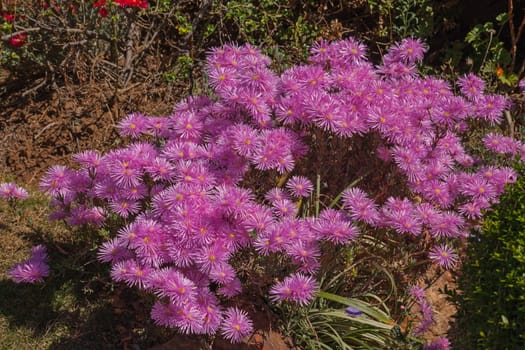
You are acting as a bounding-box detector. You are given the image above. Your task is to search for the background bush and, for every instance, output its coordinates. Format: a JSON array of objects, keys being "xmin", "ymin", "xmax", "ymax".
[{"xmin": 452, "ymin": 164, "xmax": 525, "ymax": 349}]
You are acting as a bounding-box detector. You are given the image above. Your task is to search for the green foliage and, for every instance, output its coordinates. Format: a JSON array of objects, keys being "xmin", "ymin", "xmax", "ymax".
[
  {"xmin": 453, "ymin": 165, "xmax": 525, "ymax": 349},
  {"xmin": 368, "ymin": 0, "xmax": 434, "ymax": 41},
  {"xmin": 462, "ymin": 13, "xmax": 518, "ymax": 87},
  {"xmin": 163, "ymin": 54, "xmax": 193, "ymax": 84},
  {"xmin": 279, "ymin": 288, "xmax": 395, "ymax": 350},
  {"xmin": 212, "ymin": 0, "xmax": 322, "ymax": 62}
]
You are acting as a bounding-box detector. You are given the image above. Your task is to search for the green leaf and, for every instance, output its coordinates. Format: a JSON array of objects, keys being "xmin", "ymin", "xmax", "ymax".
[
  {"xmin": 496, "ymin": 12, "xmax": 509, "ymax": 24},
  {"xmin": 465, "ymin": 25, "xmax": 482, "ymax": 44},
  {"xmin": 315, "ymin": 310, "xmax": 393, "ymax": 330},
  {"xmin": 316, "ymin": 291, "xmax": 393, "ymax": 323},
  {"xmin": 501, "ymin": 314, "xmax": 509, "ymax": 325}
]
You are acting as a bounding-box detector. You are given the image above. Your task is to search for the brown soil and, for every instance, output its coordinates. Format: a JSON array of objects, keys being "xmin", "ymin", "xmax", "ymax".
[
  {"xmin": 424, "ymin": 268, "xmax": 457, "ymax": 340},
  {"xmin": 1, "ymin": 79, "xmax": 183, "ymax": 185}
]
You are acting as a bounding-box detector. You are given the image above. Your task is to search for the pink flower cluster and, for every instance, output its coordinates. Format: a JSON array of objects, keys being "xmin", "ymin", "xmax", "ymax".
[
  {"xmin": 38, "ymin": 37, "xmax": 520, "ymax": 341},
  {"xmin": 7, "ymin": 245, "xmax": 50, "ymax": 283},
  {"xmin": 424, "ymin": 337, "xmax": 451, "ymax": 350},
  {"xmin": 409, "ymin": 286, "xmax": 434, "ymax": 335},
  {"xmin": 0, "ymin": 182, "xmax": 28, "ymax": 199}
]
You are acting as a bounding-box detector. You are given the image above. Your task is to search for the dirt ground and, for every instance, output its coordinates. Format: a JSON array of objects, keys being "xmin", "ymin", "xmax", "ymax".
[{"xmin": 0, "ymin": 79, "xmax": 184, "ymax": 184}]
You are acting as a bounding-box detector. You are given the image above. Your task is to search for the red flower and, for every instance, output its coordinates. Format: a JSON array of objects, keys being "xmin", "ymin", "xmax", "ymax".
[
  {"xmin": 9, "ymin": 33, "xmax": 27, "ymax": 48},
  {"xmin": 2, "ymin": 12, "xmax": 15, "ymax": 22},
  {"xmin": 98, "ymin": 7, "xmax": 109, "ymax": 17},
  {"xmin": 93, "ymin": 0, "xmax": 106, "ymax": 8},
  {"xmin": 113, "ymin": 0, "xmax": 148, "ymax": 8},
  {"xmin": 69, "ymin": 3, "xmax": 78, "ymax": 15}
]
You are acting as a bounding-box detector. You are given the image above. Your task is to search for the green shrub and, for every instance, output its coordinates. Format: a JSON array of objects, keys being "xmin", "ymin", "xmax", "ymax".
[{"xmin": 453, "ymin": 164, "xmax": 525, "ymax": 349}]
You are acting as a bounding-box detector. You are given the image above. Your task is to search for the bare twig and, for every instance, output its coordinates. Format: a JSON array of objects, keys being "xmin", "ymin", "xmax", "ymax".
[
  {"xmin": 508, "ymin": 0, "xmax": 525, "ymax": 72},
  {"xmin": 62, "ymin": 39, "xmax": 89, "ymax": 49},
  {"xmin": 504, "ymin": 110, "xmax": 515, "ymax": 139},
  {"xmin": 21, "ymin": 76, "xmax": 47, "ymax": 97},
  {"xmin": 479, "ymin": 29, "xmax": 495, "ymax": 73},
  {"xmin": 1, "ymin": 27, "xmax": 41, "ymax": 40},
  {"xmin": 34, "ymin": 122, "xmax": 57, "ymax": 140},
  {"xmin": 509, "ymin": 0, "xmax": 517, "ymax": 71},
  {"xmin": 2, "ymin": 25, "xmax": 111, "ymax": 42},
  {"xmin": 121, "ymin": 21, "xmax": 138, "ymax": 87}
]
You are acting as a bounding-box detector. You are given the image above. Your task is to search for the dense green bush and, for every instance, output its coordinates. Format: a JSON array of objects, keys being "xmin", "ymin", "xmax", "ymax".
[{"xmin": 453, "ymin": 164, "xmax": 525, "ymax": 349}]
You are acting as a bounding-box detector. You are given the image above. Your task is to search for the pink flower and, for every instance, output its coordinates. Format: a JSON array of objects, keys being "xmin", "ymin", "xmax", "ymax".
[
  {"xmin": 0, "ymin": 182, "xmax": 28, "ymax": 199},
  {"xmin": 457, "ymin": 73, "xmax": 485, "ymax": 99},
  {"xmin": 220, "ymin": 307, "xmax": 253, "ymax": 343},
  {"xmin": 269, "ymin": 273, "xmax": 318, "ymax": 306},
  {"xmin": 429, "ymin": 244, "xmax": 458, "ymax": 270},
  {"xmin": 8, "ymin": 245, "xmax": 50, "ymax": 283},
  {"xmin": 117, "ymin": 113, "xmax": 149, "ymax": 138},
  {"xmin": 482, "ymin": 132, "xmax": 520, "ymax": 155},
  {"xmin": 314, "ymin": 209, "xmax": 359, "ymax": 244},
  {"xmin": 389, "ymin": 38, "xmax": 428, "ymax": 64},
  {"xmin": 424, "ymin": 337, "xmax": 451, "ymax": 350},
  {"xmin": 342, "ymin": 187, "xmax": 380, "ymax": 225},
  {"xmin": 474, "ymin": 94, "xmax": 511, "ymax": 124},
  {"xmin": 111, "ymin": 259, "xmax": 152, "ymax": 289},
  {"xmin": 286, "ymin": 176, "xmax": 314, "ymax": 198},
  {"xmin": 40, "ymin": 165, "xmax": 73, "ymax": 198},
  {"xmin": 98, "ymin": 238, "xmax": 132, "ymax": 263}
]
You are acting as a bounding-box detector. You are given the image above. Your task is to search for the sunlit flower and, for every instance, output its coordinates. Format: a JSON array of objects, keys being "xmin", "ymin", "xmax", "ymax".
[
  {"xmin": 220, "ymin": 307, "xmax": 253, "ymax": 343},
  {"xmin": 429, "ymin": 244, "xmax": 458, "ymax": 269}
]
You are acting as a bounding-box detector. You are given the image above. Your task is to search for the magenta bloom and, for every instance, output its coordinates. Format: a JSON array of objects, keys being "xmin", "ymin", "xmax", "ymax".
[
  {"xmin": 8, "ymin": 245, "xmax": 50, "ymax": 283},
  {"xmin": 149, "ymin": 268, "xmax": 197, "ymax": 303},
  {"xmin": 457, "ymin": 73, "xmax": 485, "ymax": 99},
  {"xmin": 474, "ymin": 94, "xmax": 511, "ymax": 124},
  {"xmin": 265, "ymin": 187, "xmax": 290, "ymax": 203},
  {"xmin": 68, "ymin": 205, "xmax": 106, "ymax": 227},
  {"xmin": 519, "ymin": 79, "xmax": 525, "ymax": 93},
  {"xmin": 414, "ymin": 298, "xmax": 434, "ymax": 335},
  {"xmin": 314, "ymin": 209, "xmax": 359, "ymax": 244},
  {"xmin": 429, "ymin": 244, "xmax": 458, "ymax": 270},
  {"xmin": 230, "ymin": 124, "xmax": 260, "ymax": 157},
  {"xmin": 151, "ymin": 301, "xmax": 177, "ymax": 327},
  {"xmin": 424, "ymin": 337, "xmax": 451, "ymax": 350},
  {"xmin": 98, "ymin": 238, "xmax": 132, "ymax": 263},
  {"xmin": 73, "ymin": 150, "xmax": 101, "ymax": 168},
  {"xmin": 409, "ymin": 285, "xmax": 426, "ymax": 301},
  {"xmin": 217, "ymin": 277, "xmax": 243, "ymax": 298},
  {"xmin": 220, "ymin": 307, "xmax": 253, "ymax": 343},
  {"xmin": 386, "ymin": 37, "xmax": 427, "ymax": 64},
  {"xmin": 285, "ymin": 240, "xmax": 321, "ymax": 272},
  {"xmin": 117, "ymin": 112, "xmax": 149, "ymax": 138},
  {"xmin": 111, "ymin": 259, "xmax": 152, "ymax": 289},
  {"xmin": 39, "ymin": 165, "xmax": 73, "ymax": 198},
  {"xmin": 409, "ymin": 285, "xmax": 434, "ymax": 335},
  {"xmin": 30, "ymin": 38, "xmax": 523, "ymax": 341},
  {"xmin": 458, "ymin": 199, "xmax": 487, "ymax": 219},
  {"xmin": 0, "ymin": 182, "xmax": 28, "ymax": 199},
  {"xmin": 271, "ymin": 198, "xmax": 298, "ymax": 218},
  {"xmin": 309, "ymin": 39, "xmax": 331, "ymax": 64},
  {"xmin": 286, "ymin": 176, "xmax": 314, "ymax": 197},
  {"xmin": 269, "ymin": 273, "xmax": 318, "ymax": 306},
  {"xmin": 482, "ymin": 132, "xmax": 520, "ymax": 155}
]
